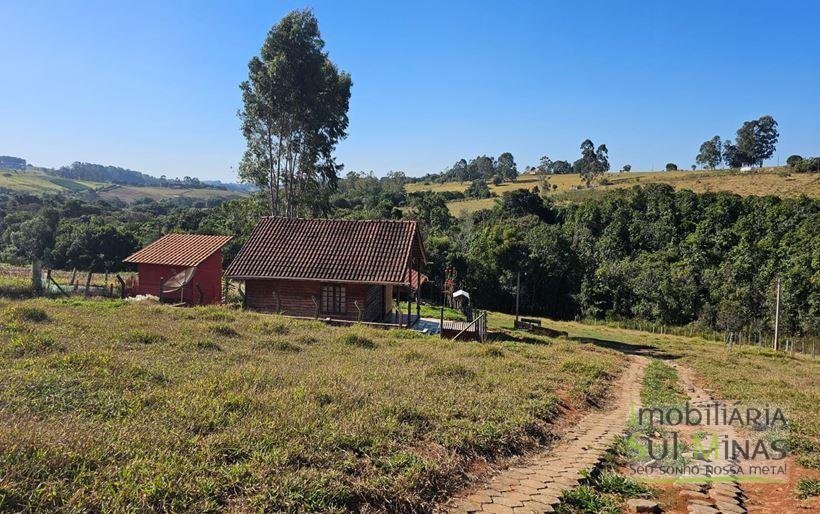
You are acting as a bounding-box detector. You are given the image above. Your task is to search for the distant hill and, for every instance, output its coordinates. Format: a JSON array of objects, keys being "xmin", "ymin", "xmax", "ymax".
[
  {"xmin": 49, "ymin": 161, "xmax": 225, "ymax": 190},
  {"xmin": 203, "ymin": 179, "xmax": 257, "ymax": 193},
  {"xmin": 0, "ymin": 166, "xmax": 246, "ymax": 204},
  {"xmin": 0, "ymin": 156, "xmax": 26, "ymax": 170},
  {"xmin": 406, "ymin": 167, "xmax": 820, "ymax": 215}
]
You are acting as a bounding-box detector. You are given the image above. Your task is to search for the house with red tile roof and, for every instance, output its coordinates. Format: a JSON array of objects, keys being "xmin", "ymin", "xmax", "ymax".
[
  {"xmin": 225, "ymin": 217, "xmax": 426, "ymax": 324},
  {"xmin": 124, "ymin": 233, "xmax": 232, "ymax": 305}
]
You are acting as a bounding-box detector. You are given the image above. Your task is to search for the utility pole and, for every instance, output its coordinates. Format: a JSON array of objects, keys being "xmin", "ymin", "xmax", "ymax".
[
  {"xmin": 515, "ymin": 271, "xmax": 521, "ymax": 323},
  {"xmin": 773, "ymin": 277, "xmax": 781, "ymax": 351}
]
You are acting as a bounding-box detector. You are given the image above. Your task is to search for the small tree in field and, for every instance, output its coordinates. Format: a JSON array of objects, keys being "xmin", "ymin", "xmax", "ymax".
[
  {"xmin": 620, "ymin": 164, "xmax": 631, "ymax": 172},
  {"xmin": 496, "ymin": 152, "xmax": 518, "ymax": 182},
  {"xmin": 8, "ymin": 209, "xmax": 59, "ymax": 295},
  {"xmin": 574, "ymin": 139, "xmax": 610, "ymax": 186},
  {"xmin": 465, "ymin": 179, "xmax": 492, "ymax": 199},
  {"xmin": 696, "ymin": 135, "xmax": 722, "ymax": 169},
  {"xmin": 665, "ymin": 163, "xmax": 678, "ymax": 171}
]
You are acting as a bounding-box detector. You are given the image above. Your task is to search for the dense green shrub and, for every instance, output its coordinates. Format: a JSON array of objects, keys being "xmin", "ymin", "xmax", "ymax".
[
  {"xmin": 794, "ymin": 157, "xmax": 820, "ymax": 173},
  {"xmin": 787, "ymin": 154, "xmax": 803, "ymax": 167}
]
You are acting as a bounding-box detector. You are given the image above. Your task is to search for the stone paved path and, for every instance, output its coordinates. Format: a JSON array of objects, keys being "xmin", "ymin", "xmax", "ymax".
[
  {"xmin": 441, "ymin": 356, "xmax": 647, "ymax": 513},
  {"xmin": 671, "ymin": 363, "xmax": 749, "ymax": 514}
]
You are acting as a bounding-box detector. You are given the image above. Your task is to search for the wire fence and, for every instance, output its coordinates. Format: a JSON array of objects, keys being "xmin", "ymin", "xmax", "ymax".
[{"xmin": 579, "ymin": 317, "xmax": 818, "ymax": 359}]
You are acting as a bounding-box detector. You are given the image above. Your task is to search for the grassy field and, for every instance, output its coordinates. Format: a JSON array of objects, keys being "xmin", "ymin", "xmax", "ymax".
[
  {"xmin": 0, "ymin": 168, "xmax": 102, "ymax": 194},
  {"xmin": 406, "ymin": 168, "xmax": 820, "ymax": 215},
  {"xmin": 515, "ymin": 317, "xmax": 820, "ymax": 470},
  {"xmin": 95, "ymin": 184, "xmax": 243, "ymax": 203},
  {"xmin": 0, "ymin": 288, "xmax": 816, "ymax": 511},
  {"xmin": 0, "ymin": 168, "xmax": 244, "ymax": 204},
  {"xmin": 0, "ymin": 298, "xmax": 624, "ymax": 512},
  {"xmin": 0, "ymin": 264, "xmax": 131, "ymax": 298}
]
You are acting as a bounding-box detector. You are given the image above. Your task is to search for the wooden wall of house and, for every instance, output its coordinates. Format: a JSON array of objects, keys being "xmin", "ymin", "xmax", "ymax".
[
  {"xmin": 363, "ymin": 284, "xmax": 383, "ymax": 321},
  {"xmin": 245, "ymin": 279, "xmax": 386, "ymax": 321},
  {"xmin": 135, "ymin": 250, "xmax": 223, "ymax": 305}
]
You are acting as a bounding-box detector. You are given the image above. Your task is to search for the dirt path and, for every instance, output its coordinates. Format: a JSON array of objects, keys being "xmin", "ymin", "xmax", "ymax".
[
  {"xmin": 655, "ymin": 363, "xmax": 751, "ymax": 514},
  {"xmin": 441, "ymin": 355, "xmax": 648, "ymax": 513},
  {"xmin": 667, "ymin": 363, "xmax": 817, "ymax": 514}
]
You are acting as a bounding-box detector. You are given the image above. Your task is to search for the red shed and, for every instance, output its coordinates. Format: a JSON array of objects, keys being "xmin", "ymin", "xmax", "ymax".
[{"xmin": 123, "ymin": 234, "xmax": 232, "ymax": 305}]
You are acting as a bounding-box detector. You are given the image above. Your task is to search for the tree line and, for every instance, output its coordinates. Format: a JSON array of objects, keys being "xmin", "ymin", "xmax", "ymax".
[
  {"xmin": 409, "ymin": 186, "xmax": 818, "ymax": 338},
  {"xmin": 0, "ymin": 192, "xmax": 265, "ymax": 284},
  {"xmin": 695, "ymin": 116, "xmax": 779, "ymax": 169},
  {"xmin": 49, "ymin": 162, "xmax": 226, "ymax": 189},
  {"xmin": 1, "ymin": 169, "xmax": 816, "ymax": 339},
  {"xmin": 425, "ymin": 153, "xmax": 520, "ymax": 184}
]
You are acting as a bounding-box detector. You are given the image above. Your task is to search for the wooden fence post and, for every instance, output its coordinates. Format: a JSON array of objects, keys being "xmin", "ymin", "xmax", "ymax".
[
  {"xmin": 116, "ymin": 274, "xmax": 126, "ymax": 298},
  {"xmin": 440, "ymin": 307, "xmax": 444, "ymax": 334},
  {"xmin": 84, "ymin": 271, "xmax": 93, "ymax": 297}
]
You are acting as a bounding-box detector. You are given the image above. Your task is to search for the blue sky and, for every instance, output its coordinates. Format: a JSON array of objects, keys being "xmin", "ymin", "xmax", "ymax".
[{"xmin": 2, "ymin": 1, "xmax": 818, "ymax": 181}]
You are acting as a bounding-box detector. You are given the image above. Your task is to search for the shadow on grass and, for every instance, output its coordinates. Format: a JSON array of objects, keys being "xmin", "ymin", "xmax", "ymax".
[
  {"xmin": 486, "ymin": 330, "xmax": 552, "ymax": 345},
  {"xmin": 569, "ymin": 336, "xmax": 680, "ymax": 360}
]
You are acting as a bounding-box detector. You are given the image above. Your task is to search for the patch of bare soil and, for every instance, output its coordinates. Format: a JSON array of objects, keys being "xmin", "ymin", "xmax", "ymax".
[{"xmin": 742, "ymin": 458, "xmax": 820, "ymax": 513}]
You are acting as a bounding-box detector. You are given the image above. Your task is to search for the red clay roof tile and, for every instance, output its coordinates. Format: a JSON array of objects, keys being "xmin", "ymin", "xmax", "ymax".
[
  {"xmin": 123, "ymin": 234, "xmax": 232, "ymax": 267},
  {"xmin": 225, "ymin": 217, "xmax": 425, "ymax": 285}
]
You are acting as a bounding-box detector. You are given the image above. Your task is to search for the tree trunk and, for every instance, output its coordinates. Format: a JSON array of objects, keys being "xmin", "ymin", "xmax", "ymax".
[
  {"xmin": 31, "ymin": 259, "xmax": 43, "ymax": 296},
  {"xmin": 266, "ymin": 123, "xmax": 277, "ymax": 216},
  {"xmin": 274, "ymin": 130, "xmax": 283, "ymax": 216}
]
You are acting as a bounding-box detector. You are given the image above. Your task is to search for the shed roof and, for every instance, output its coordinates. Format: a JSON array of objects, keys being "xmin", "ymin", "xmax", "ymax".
[
  {"xmin": 225, "ymin": 217, "xmax": 426, "ymax": 285},
  {"xmin": 124, "ymin": 234, "xmax": 232, "ymax": 267}
]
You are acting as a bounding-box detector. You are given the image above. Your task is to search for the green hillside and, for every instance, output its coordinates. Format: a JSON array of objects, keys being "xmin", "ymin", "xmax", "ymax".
[
  {"xmin": 0, "ymin": 167, "xmax": 244, "ymax": 203},
  {"xmin": 0, "ymin": 168, "xmax": 101, "ymax": 194}
]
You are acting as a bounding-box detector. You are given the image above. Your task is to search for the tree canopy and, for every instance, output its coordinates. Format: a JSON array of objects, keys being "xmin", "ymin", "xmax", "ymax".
[
  {"xmin": 573, "ymin": 139, "xmax": 610, "ymax": 186},
  {"xmin": 710, "ymin": 116, "xmax": 779, "ymax": 169},
  {"xmin": 696, "ymin": 136, "xmax": 722, "ymax": 169},
  {"xmin": 238, "ymin": 9, "xmax": 352, "ymax": 217}
]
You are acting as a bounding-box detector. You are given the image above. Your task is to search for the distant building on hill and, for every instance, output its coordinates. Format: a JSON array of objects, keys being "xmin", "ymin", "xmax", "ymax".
[{"xmin": 0, "ymin": 156, "xmax": 26, "ymax": 170}]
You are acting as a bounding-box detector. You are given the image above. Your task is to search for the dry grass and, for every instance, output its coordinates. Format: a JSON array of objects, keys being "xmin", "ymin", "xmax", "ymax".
[
  {"xmin": 407, "ymin": 168, "xmax": 820, "ymax": 214},
  {"xmin": 0, "ymin": 298, "xmax": 624, "ymax": 512},
  {"xmin": 504, "ymin": 314, "xmax": 820, "ymax": 470}
]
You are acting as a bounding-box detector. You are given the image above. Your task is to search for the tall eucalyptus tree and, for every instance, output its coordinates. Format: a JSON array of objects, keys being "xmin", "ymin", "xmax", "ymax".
[{"xmin": 239, "ymin": 9, "xmax": 352, "ymax": 216}]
